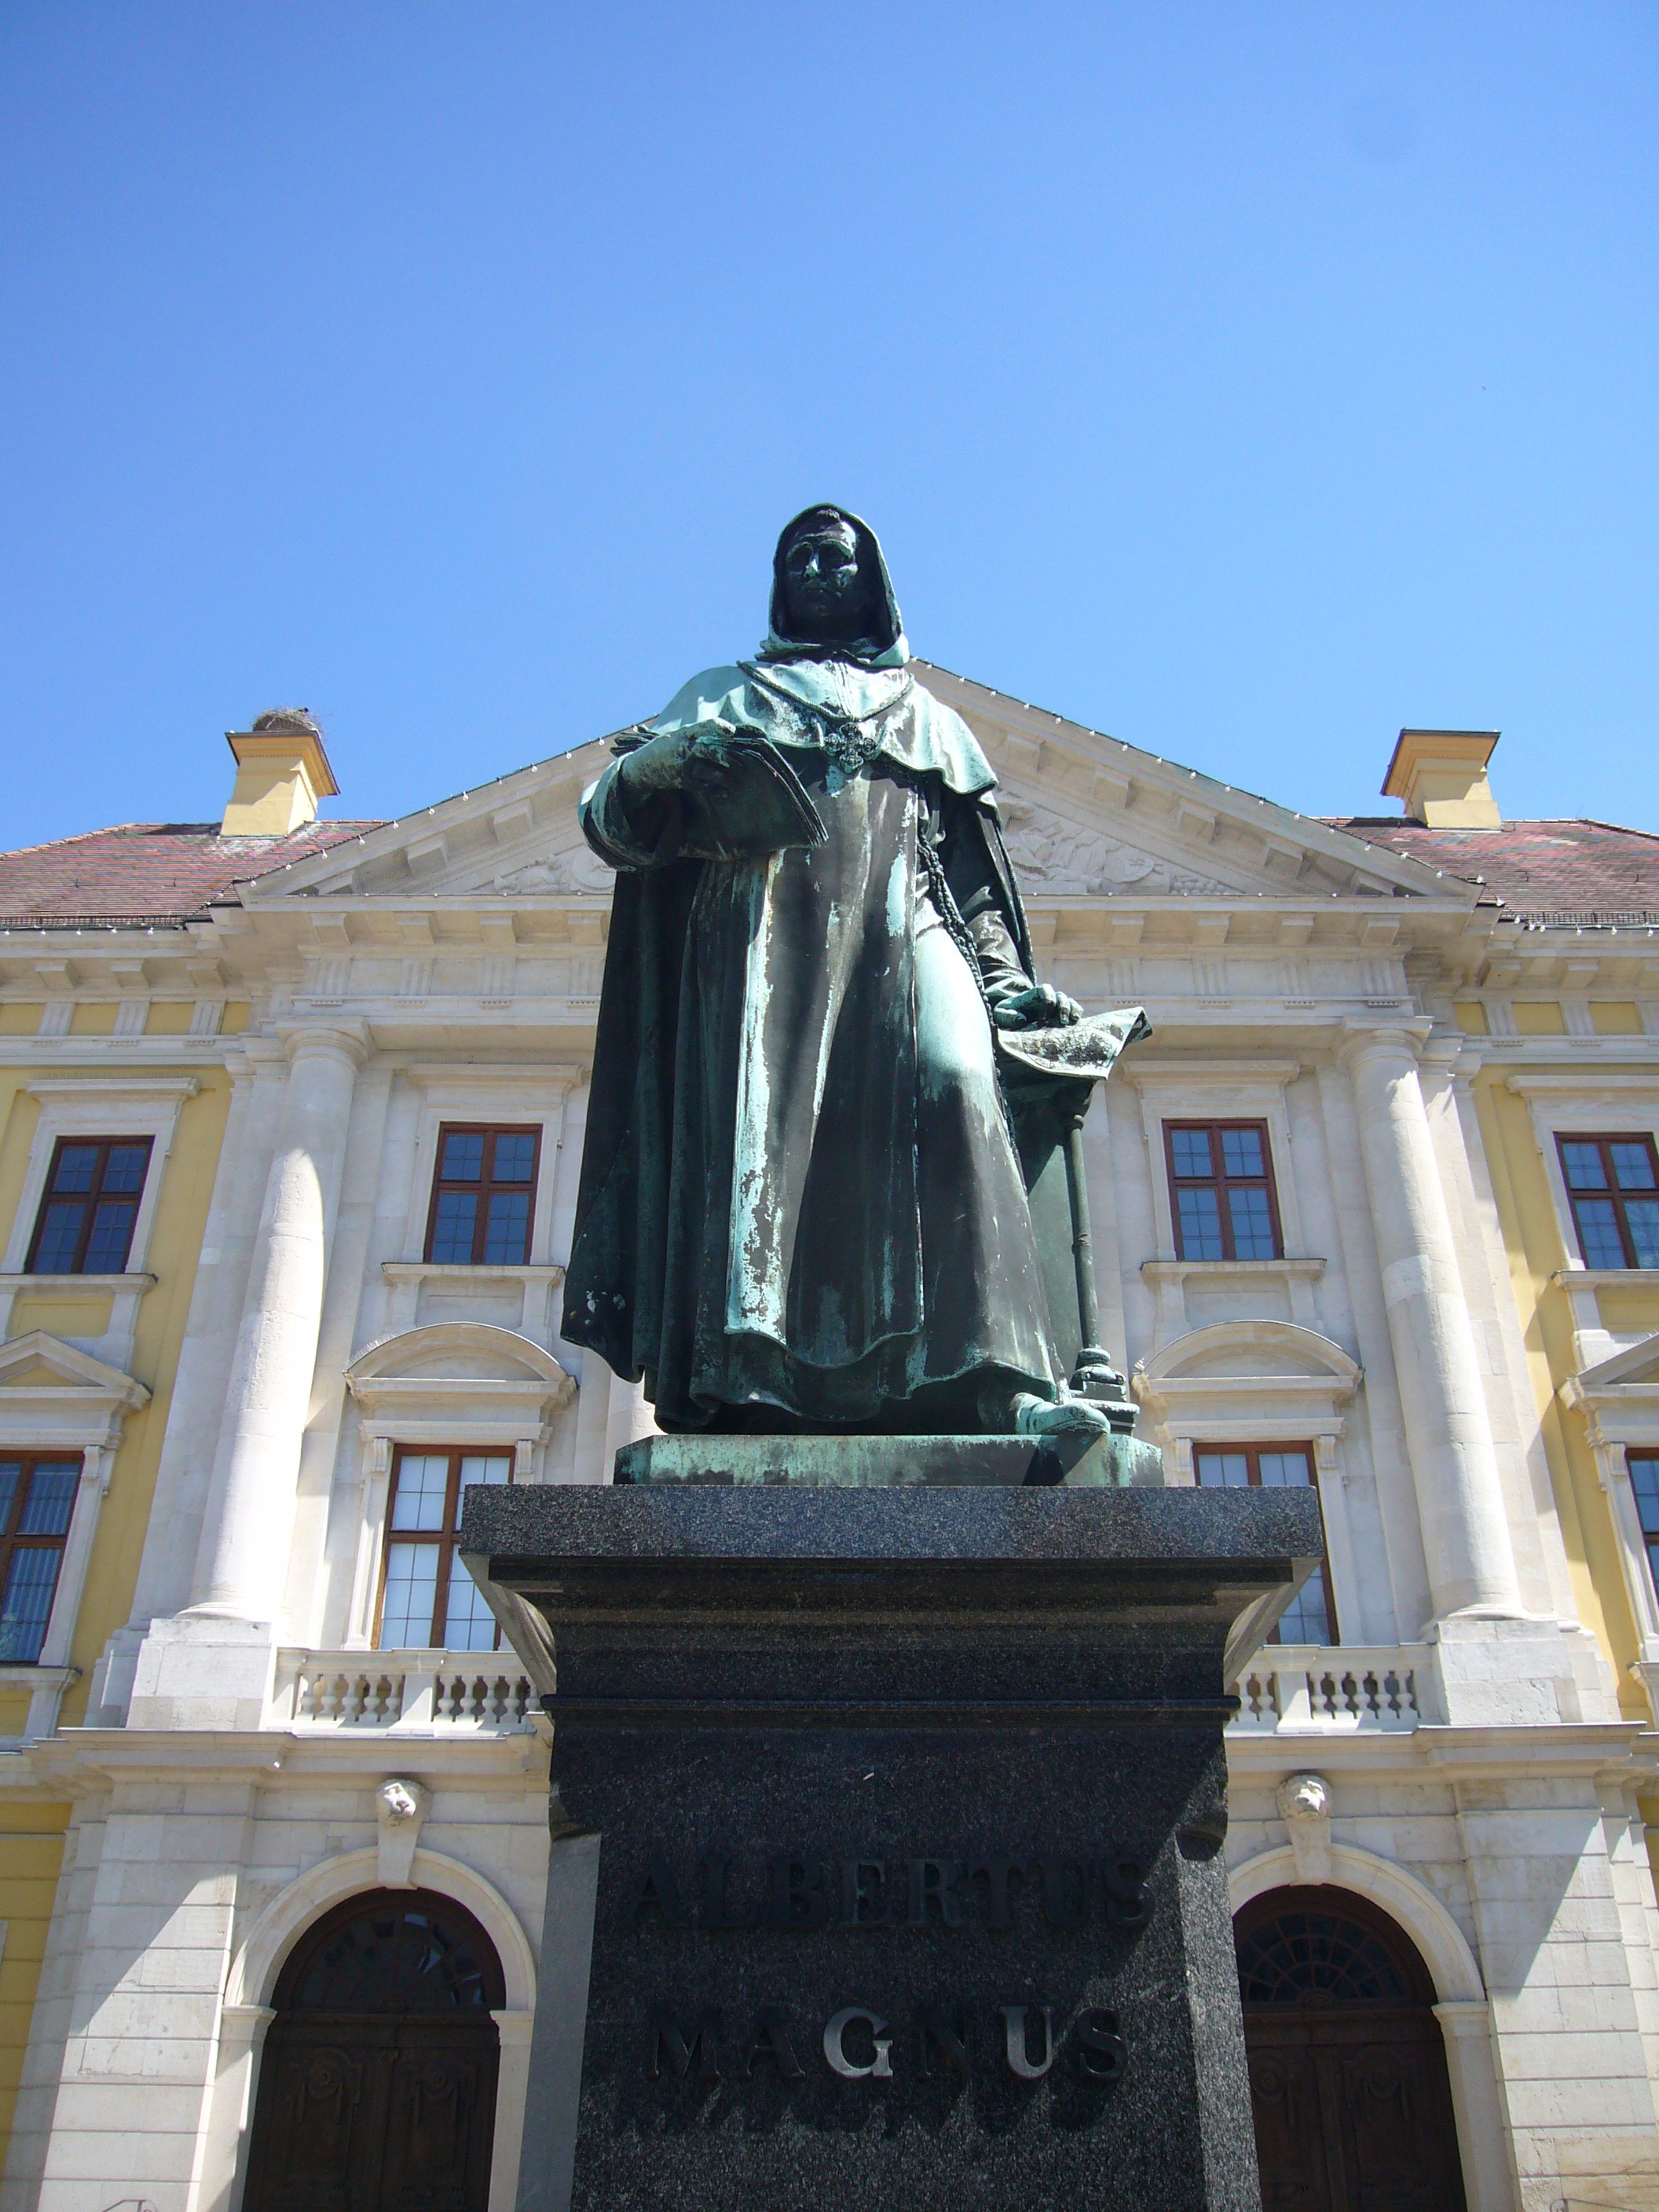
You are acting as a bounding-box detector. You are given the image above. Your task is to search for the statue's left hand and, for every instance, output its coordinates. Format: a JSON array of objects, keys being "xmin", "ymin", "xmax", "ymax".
[{"xmin": 992, "ymin": 983, "xmax": 1083, "ymax": 1031}]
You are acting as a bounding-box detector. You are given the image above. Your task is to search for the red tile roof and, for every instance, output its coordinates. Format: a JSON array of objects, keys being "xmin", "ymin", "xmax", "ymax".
[
  {"xmin": 1327, "ymin": 817, "xmax": 1659, "ymax": 929},
  {"xmin": 0, "ymin": 820, "xmax": 386, "ymax": 930}
]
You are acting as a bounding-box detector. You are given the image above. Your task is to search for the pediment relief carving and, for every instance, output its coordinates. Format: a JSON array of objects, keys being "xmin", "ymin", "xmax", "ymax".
[
  {"xmin": 997, "ymin": 796, "xmax": 1236, "ymax": 900},
  {"xmin": 489, "ymin": 844, "xmax": 613, "ymax": 897}
]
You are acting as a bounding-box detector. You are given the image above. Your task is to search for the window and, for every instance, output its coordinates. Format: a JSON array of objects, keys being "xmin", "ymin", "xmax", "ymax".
[
  {"xmin": 1165, "ymin": 1122, "xmax": 1282, "ymax": 1262},
  {"xmin": 1557, "ymin": 1135, "xmax": 1659, "ymax": 1269},
  {"xmin": 0, "ymin": 1456, "xmax": 79, "ymax": 1661},
  {"xmin": 377, "ymin": 1448, "xmax": 511, "ymax": 1650},
  {"xmin": 1194, "ymin": 1444, "xmax": 1335, "ymax": 1643},
  {"xmin": 424, "ymin": 1126, "xmax": 540, "ymax": 1266},
  {"xmin": 1628, "ymin": 1454, "xmax": 1659, "ymax": 1603},
  {"xmin": 25, "ymin": 1138, "xmax": 152, "ymax": 1275}
]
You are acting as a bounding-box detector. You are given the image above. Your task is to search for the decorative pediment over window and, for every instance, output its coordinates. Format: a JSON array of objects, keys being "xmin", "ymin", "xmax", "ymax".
[
  {"xmin": 1133, "ymin": 1320, "xmax": 1361, "ymax": 1438},
  {"xmin": 1560, "ymin": 1330, "xmax": 1659, "ymax": 1458},
  {"xmin": 0, "ymin": 1328, "xmax": 151, "ymax": 1447},
  {"xmin": 1562, "ymin": 1331, "xmax": 1659, "ymax": 1402},
  {"xmin": 345, "ymin": 1322, "xmax": 576, "ymax": 1438}
]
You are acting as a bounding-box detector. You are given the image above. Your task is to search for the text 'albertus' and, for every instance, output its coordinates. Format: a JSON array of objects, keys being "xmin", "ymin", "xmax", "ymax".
[{"xmin": 627, "ymin": 1852, "xmax": 1150, "ymax": 1932}]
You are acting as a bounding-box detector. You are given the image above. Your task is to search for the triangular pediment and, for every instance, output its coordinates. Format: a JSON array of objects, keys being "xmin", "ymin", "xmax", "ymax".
[
  {"xmin": 244, "ymin": 667, "xmax": 1459, "ymax": 912},
  {"xmin": 238, "ymin": 734, "xmax": 621, "ymax": 906},
  {"xmin": 917, "ymin": 665, "xmax": 1452, "ymax": 904},
  {"xmin": 0, "ymin": 1330, "xmax": 150, "ymax": 1407},
  {"xmin": 1573, "ymin": 1331, "xmax": 1659, "ymax": 1393}
]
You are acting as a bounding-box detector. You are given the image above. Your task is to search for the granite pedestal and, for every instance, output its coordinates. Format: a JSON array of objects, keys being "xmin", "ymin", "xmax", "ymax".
[{"xmin": 462, "ymin": 1461, "xmax": 1321, "ymax": 2212}]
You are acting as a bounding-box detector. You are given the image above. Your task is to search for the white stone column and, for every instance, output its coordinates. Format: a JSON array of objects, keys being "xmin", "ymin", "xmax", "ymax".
[
  {"xmin": 488, "ymin": 2009, "xmax": 536, "ymax": 2212},
  {"xmin": 200, "ymin": 2003, "xmax": 274, "ymax": 2212},
  {"xmin": 127, "ymin": 1024, "xmax": 368, "ymax": 1730},
  {"xmin": 187, "ymin": 1021, "xmax": 368, "ymax": 1621},
  {"xmin": 1431, "ymin": 2001, "xmax": 1513, "ymax": 2212},
  {"xmin": 1339, "ymin": 1022, "xmax": 1522, "ymax": 1622}
]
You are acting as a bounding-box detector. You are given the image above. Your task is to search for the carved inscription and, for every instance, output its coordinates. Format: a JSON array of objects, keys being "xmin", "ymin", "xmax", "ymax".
[
  {"xmin": 631, "ymin": 1851, "xmax": 1145, "ymax": 2086},
  {"xmin": 626, "ymin": 1851, "xmax": 1150, "ymax": 1932},
  {"xmin": 648, "ymin": 2001, "xmax": 1126, "ymax": 2084}
]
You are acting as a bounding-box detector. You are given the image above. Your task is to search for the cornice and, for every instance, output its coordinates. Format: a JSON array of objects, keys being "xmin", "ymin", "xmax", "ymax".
[
  {"xmin": 1223, "ymin": 1718, "xmax": 1657, "ymax": 1784},
  {"xmin": 20, "ymin": 1726, "xmax": 547, "ymax": 1787}
]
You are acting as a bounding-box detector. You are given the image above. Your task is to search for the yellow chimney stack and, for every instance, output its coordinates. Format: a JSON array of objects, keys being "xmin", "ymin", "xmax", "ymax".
[
  {"xmin": 1381, "ymin": 728, "xmax": 1501, "ymax": 828},
  {"xmin": 222, "ymin": 709, "xmax": 339, "ymax": 837}
]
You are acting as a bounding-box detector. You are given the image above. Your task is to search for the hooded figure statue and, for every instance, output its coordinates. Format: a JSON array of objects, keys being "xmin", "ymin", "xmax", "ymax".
[{"xmin": 562, "ymin": 505, "xmax": 1122, "ymax": 1437}]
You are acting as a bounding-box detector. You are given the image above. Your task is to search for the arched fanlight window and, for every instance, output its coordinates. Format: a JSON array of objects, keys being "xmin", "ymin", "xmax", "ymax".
[
  {"xmin": 1234, "ymin": 1884, "xmax": 1436, "ymax": 2009},
  {"xmin": 274, "ymin": 1888, "xmax": 506, "ymax": 2015}
]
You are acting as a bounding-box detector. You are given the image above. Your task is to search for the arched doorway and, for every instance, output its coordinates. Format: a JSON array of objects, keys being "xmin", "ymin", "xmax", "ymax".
[
  {"xmin": 1235, "ymin": 1885, "xmax": 1467, "ymax": 2212},
  {"xmin": 244, "ymin": 1887, "xmax": 504, "ymax": 2212}
]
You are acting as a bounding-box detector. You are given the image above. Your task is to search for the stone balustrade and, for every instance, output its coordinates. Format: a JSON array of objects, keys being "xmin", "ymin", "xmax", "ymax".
[
  {"xmin": 269, "ymin": 1646, "xmax": 537, "ymax": 1733},
  {"xmin": 1228, "ymin": 1643, "xmax": 1433, "ymax": 1734}
]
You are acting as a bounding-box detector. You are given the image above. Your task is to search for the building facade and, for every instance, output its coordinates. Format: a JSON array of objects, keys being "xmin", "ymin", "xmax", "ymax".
[{"xmin": 0, "ymin": 693, "xmax": 1655, "ymax": 2210}]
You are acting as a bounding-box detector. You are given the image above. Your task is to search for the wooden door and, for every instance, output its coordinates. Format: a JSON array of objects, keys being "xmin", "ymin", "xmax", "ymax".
[
  {"xmin": 245, "ymin": 1890, "xmax": 504, "ymax": 2212},
  {"xmin": 1236, "ymin": 1887, "xmax": 1467, "ymax": 2212}
]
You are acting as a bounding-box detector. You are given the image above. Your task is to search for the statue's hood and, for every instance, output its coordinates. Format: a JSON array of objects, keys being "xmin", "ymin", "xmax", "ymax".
[{"xmin": 758, "ymin": 504, "xmax": 908, "ymax": 668}]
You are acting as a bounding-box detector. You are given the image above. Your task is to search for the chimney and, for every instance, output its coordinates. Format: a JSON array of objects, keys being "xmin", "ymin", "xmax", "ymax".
[
  {"xmin": 1381, "ymin": 728, "xmax": 1500, "ymax": 828},
  {"xmin": 222, "ymin": 709, "xmax": 339, "ymax": 837}
]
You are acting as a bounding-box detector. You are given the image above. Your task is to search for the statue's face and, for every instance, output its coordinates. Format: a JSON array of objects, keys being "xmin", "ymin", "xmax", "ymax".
[{"xmin": 781, "ymin": 522, "xmax": 873, "ymax": 641}]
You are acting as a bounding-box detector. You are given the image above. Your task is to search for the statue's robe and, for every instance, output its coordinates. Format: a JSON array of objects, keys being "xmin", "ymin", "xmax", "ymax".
[{"xmin": 561, "ymin": 526, "xmax": 1066, "ymax": 1434}]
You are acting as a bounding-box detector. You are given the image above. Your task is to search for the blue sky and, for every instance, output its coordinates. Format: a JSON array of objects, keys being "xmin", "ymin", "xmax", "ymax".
[{"xmin": 2, "ymin": 3, "xmax": 1655, "ymax": 848}]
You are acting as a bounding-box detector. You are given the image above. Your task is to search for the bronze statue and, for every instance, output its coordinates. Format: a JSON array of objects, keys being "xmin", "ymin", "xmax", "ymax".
[{"xmin": 562, "ymin": 506, "xmax": 1141, "ymax": 1438}]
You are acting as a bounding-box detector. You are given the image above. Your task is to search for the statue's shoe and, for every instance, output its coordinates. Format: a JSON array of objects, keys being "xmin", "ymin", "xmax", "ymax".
[{"xmin": 1011, "ymin": 1391, "xmax": 1115, "ymax": 1437}]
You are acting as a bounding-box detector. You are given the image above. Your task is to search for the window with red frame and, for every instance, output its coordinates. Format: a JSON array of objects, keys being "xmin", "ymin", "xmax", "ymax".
[
  {"xmin": 1556, "ymin": 1135, "xmax": 1659, "ymax": 1270},
  {"xmin": 25, "ymin": 1137, "xmax": 152, "ymax": 1275},
  {"xmin": 0, "ymin": 1456, "xmax": 79, "ymax": 1661},
  {"xmin": 1164, "ymin": 1121, "xmax": 1283, "ymax": 1262},
  {"xmin": 1627, "ymin": 1453, "xmax": 1659, "ymax": 1604},
  {"xmin": 1194, "ymin": 1445, "xmax": 1335, "ymax": 1643},
  {"xmin": 376, "ymin": 1448, "xmax": 511, "ymax": 1650},
  {"xmin": 424, "ymin": 1126, "xmax": 540, "ymax": 1266}
]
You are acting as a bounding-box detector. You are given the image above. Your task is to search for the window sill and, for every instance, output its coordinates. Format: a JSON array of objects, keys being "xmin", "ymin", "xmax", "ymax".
[
  {"xmin": 0, "ymin": 1273, "xmax": 156, "ymax": 1294},
  {"xmin": 0, "ymin": 1664, "xmax": 78, "ymax": 1690},
  {"xmin": 1142, "ymin": 1258, "xmax": 1325, "ymax": 1284},
  {"xmin": 382, "ymin": 1262, "xmax": 565, "ymax": 1285},
  {"xmin": 1550, "ymin": 1268, "xmax": 1659, "ymax": 1290}
]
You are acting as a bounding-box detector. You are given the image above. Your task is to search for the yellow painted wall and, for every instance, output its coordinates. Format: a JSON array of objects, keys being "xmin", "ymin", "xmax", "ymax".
[
  {"xmin": 0, "ymin": 1057, "xmax": 233, "ymax": 2171},
  {"xmin": 1512, "ymin": 1000, "xmax": 1567, "ymax": 1035},
  {"xmin": 1464, "ymin": 1067, "xmax": 1659, "ymax": 1890},
  {"xmin": 0, "ymin": 1009, "xmax": 42, "ymax": 1038},
  {"xmin": 1591, "ymin": 1002, "xmax": 1644, "ymax": 1035},
  {"xmin": 1468, "ymin": 1076, "xmax": 1625, "ymax": 1668},
  {"xmin": 0, "ymin": 1803, "xmax": 68, "ymax": 2157},
  {"xmin": 144, "ymin": 1002, "xmax": 194, "ymax": 1036},
  {"xmin": 6, "ymin": 1294, "xmax": 113, "ymax": 1338},
  {"xmin": 65, "ymin": 1005, "xmax": 116, "ymax": 1038}
]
